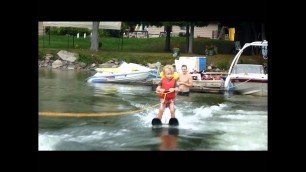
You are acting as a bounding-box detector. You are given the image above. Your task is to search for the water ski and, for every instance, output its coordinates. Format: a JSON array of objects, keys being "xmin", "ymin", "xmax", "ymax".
[
  {"xmin": 151, "ymin": 117, "xmax": 179, "ymax": 127},
  {"xmin": 168, "ymin": 118, "xmax": 179, "ymax": 126},
  {"xmin": 152, "ymin": 118, "xmax": 162, "ymax": 127},
  {"xmin": 152, "ymin": 118, "xmax": 179, "ymax": 137}
]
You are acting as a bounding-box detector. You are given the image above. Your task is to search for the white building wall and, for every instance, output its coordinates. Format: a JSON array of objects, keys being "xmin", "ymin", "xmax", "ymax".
[{"xmin": 146, "ymin": 23, "xmax": 218, "ymax": 38}]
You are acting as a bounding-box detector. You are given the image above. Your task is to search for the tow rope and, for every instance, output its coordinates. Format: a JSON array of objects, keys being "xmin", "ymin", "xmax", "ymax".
[{"xmin": 39, "ymin": 91, "xmax": 171, "ymax": 117}]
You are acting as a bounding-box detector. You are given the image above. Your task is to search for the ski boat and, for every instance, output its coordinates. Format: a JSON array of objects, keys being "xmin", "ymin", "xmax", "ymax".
[{"xmin": 224, "ymin": 40, "xmax": 268, "ymax": 96}]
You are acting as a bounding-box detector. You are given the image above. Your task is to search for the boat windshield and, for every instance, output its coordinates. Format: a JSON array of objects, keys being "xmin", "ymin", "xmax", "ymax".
[{"xmin": 233, "ymin": 64, "xmax": 263, "ymax": 74}]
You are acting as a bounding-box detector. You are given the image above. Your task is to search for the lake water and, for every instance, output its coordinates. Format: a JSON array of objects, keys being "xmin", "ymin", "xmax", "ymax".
[{"xmin": 39, "ymin": 69, "xmax": 268, "ymax": 151}]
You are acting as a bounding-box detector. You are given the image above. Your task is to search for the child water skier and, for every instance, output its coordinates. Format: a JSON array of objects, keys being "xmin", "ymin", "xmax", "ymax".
[{"xmin": 153, "ymin": 65, "xmax": 179, "ymax": 126}]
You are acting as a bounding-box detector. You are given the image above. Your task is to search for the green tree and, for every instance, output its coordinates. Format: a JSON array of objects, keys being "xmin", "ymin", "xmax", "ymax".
[
  {"xmin": 218, "ymin": 21, "xmax": 267, "ymax": 55},
  {"xmin": 172, "ymin": 22, "xmax": 209, "ymax": 54}
]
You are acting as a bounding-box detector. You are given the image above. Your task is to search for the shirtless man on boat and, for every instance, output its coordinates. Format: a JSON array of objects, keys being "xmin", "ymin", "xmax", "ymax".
[{"xmin": 177, "ymin": 65, "xmax": 193, "ymax": 96}]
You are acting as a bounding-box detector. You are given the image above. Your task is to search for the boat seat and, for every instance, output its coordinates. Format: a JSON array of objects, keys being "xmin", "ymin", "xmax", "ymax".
[{"xmin": 95, "ymin": 68, "xmax": 120, "ymax": 73}]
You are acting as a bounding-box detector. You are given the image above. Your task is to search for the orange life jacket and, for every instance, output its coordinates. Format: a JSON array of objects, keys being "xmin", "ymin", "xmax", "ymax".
[{"xmin": 159, "ymin": 78, "xmax": 176, "ymax": 100}]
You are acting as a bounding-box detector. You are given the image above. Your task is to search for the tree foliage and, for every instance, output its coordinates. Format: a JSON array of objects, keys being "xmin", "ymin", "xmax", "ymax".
[{"xmin": 218, "ymin": 21, "xmax": 267, "ymax": 55}]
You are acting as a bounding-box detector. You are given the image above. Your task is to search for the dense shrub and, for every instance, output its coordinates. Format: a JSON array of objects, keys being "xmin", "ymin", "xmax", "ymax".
[
  {"xmin": 216, "ymin": 61, "xmax": 229, "ymax": 70},
  {"xmin": 77, "ymin": 54, "xmax": 96, "ymax": 64}
]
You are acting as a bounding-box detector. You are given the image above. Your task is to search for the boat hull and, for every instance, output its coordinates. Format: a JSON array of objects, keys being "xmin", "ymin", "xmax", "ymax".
[
  {"xmin": 230, "ymin": 77, "xmax": 267, "ymax": 96},
  {"xmin": 86, "ymin": 71, "xmax": 151, "ymax": 83}
]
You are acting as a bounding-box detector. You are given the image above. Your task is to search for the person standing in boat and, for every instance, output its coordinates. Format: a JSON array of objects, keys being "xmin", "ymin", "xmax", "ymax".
[
  {"xmin": 177, "ymin": 65, "xmax": 193, "ymax": 96},
  {"xmin": 156, "ymin": 65, "xmax": 179, "ymax": 120}
]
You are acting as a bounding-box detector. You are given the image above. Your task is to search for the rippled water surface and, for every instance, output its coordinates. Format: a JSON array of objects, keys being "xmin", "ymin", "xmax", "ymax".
[{"xmin": 39, "ymin": 69, "xmax": 267, "ymax": 150}]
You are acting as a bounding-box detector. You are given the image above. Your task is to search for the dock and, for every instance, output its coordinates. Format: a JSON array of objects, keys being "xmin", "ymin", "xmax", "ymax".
[
  {"xmin": 109, "ymin": 72, "xmax": 227, "ymax": 94},
  {"xmin": 151, "ymin": 78, "xmax": 225, "ymax": 94},
  {"xmin": 150, "ymin": 71, "xmax": 227, "ymax": 94}
]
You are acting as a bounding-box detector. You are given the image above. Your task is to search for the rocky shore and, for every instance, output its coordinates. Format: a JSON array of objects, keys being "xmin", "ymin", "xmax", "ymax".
[{"xmin": 38, "ymin": 50, "xmax": 159, "ymax": 71}]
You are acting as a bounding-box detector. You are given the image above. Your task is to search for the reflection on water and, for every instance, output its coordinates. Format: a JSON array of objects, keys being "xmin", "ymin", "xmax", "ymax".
[
  {"xmin": 39, "ymin": 69, "xmax": 267, "ymax": 150},
  {"xmin": 152, "ymin": 127, "xmax": 179, "ymax": 150}
]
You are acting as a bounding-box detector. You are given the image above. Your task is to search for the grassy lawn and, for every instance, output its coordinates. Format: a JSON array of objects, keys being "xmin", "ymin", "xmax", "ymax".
[{"xmin": 38, "ymin": 35, "xmax": 266, "ymax": 70}]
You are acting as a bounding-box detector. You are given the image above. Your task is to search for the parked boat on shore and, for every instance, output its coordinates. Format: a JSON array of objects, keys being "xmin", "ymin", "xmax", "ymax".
[{"xmin": 86, "ymin": 62, "xmax": 154, "ymax": 83}]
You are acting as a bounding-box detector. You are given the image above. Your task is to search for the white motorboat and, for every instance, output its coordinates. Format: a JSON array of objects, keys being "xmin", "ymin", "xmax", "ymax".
[
  {"xmin": 224, "ymin": 40, "xmax": 268, "ymax": 96},
  {"xmin": 86, "ymin": 62, "xmax": 154, "ymax": 83}
]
